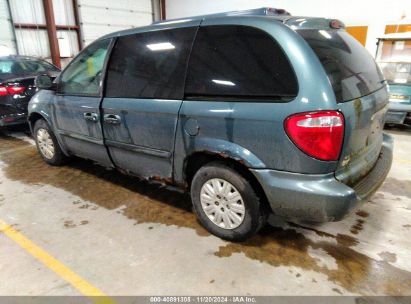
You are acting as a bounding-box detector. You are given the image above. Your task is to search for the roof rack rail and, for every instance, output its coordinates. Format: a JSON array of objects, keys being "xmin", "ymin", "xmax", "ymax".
[{"xmin": 152, "ymin": 7, "xmax": 291, "ymax": 25}]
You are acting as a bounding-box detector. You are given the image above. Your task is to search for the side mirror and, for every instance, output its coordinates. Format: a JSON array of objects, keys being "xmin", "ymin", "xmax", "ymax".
[{"xmin": 35, "ymin": 75, "xmax": 55, "ymax": 90}]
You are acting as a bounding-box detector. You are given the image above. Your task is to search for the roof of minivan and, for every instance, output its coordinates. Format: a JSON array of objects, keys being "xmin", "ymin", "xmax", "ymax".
[{"xmin": 100, "ymin": 7, "xmax": 345, "ymax": 40}]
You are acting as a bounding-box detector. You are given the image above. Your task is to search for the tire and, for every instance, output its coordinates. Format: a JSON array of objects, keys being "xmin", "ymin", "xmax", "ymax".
[
  {"xmin": 33, "ymin": 119, "xmax": 68, "ymax": 166},
  {"xmin": 190, "ymin": 162, "xmax": 267, "ymax": 241}
]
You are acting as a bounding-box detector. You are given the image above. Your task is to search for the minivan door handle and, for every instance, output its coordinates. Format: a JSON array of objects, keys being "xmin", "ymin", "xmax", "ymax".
[
  {"xmin": 103, "ymin": 114, "xmax": 121, "ymax": 125},
  {"xmin": 83, "ymin": 112, "xmax": 99, "ymax": 122}
]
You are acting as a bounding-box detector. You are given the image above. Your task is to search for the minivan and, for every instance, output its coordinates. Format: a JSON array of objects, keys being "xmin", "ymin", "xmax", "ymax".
[
  {"xmin": 28, "ymin": 8, "xmax": 393, "ymax": 241},
  {"xmin": 376, "ymin": 32, "xmax": 411, "ymax": 125}
]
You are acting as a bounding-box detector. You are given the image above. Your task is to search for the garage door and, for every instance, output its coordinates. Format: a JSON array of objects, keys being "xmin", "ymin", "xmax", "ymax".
[{"xmin": 78, "ymin": 0, "xmax": 154, "ymax": 46}]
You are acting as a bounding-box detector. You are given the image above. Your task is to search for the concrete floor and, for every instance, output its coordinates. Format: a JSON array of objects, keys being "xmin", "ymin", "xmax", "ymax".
[{"xmin": 0, "ymin": 125, "xmax": 410, "ymax": 297}]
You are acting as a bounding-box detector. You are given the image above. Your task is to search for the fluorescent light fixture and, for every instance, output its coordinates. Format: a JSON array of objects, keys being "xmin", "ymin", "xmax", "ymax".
[
  {"xmin": 212, "ymin": 79, "xmax": 236, "ymax": 86},
  {"xmin": 210, "ymin": 109, "xmax": 234, "ymax": 113},
  {"xmin": 146, "ymin": 42, "xmax": 175, "ymax": 51},
  {"xmin": 319, "ymin": 30, "xmax": 332, "ymax": 39}
]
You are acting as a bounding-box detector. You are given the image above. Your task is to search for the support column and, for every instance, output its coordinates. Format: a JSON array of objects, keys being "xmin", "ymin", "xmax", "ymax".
[
  {"xmin": 43, "ymin": 0, "xmax": 61, "ymax": 68},
  {"xmin": 160, "ymin": 0, "xmax": 166, "ymax": 20}
]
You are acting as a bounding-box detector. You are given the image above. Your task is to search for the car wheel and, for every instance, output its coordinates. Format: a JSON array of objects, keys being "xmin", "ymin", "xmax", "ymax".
[
  {"xmin": 34, "ymin": 119, "xmax": 68, "ymax": 166},
  {"xmin": 191, "ymin": 162, "xmax": 267, "ymax": 241}
]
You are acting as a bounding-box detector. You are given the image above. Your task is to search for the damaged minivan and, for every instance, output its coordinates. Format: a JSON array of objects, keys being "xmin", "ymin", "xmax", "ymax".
[{"xmin": 28, "ymin": 8, "xmax": 393, "ymax": 241}]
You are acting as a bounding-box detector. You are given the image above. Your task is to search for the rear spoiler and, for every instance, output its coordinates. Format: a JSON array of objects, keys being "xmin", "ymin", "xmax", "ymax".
[{"xmin": 284, "ymin": 17, "xmax": 345, "ymax": 30}]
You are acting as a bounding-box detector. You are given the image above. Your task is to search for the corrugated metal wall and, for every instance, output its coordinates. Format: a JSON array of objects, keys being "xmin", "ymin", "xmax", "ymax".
[
  {"xmin": 0, "ymin": 0, "xmax": 16, "ymax": 55},
  {"xmin": 0, "ymin": 0, "xmax": 155, "ymax": 64},
  {"xmin": 77, "ymin": 0, "xmax": 154, "ymax": 46}
]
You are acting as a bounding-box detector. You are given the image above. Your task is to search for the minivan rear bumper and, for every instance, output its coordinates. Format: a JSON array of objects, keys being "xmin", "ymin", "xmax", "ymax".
[
  {"xmin": 386, "ymin": 103, "xmax": 411, "ymax": 124},
  {"xmin": 251, "ymin": 133, "xmax": 393, "ymax": 222}
]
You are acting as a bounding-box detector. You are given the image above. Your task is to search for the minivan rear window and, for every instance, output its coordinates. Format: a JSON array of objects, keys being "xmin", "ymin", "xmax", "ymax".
[{"xmin": 298, "ymin": 29, "xmax": 385, "ymax": 102}]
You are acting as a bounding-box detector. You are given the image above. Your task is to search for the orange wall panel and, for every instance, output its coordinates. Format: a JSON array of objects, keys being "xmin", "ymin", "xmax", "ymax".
[
  {"xmin": 346, "ymin": 26, "xmax": 368, "ymax": 46},
  {"xmin": 385, "ymin": 24, "xmax": 411, "ymax": 34}
]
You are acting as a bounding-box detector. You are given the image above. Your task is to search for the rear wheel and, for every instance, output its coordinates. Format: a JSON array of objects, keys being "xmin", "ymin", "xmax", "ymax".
[
  {"xmin": 34, "ymin": 119, "xmax": 68, "ymax": 166},
  {"xmin": 191, "ymin": 162, "xmax": 267, "ymax": 241}
]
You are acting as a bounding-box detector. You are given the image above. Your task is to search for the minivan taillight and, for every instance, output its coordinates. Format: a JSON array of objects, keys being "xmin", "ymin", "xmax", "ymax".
[{"xmin": 284, "ymin": 111, "xmax": 344, "ymax": 161}]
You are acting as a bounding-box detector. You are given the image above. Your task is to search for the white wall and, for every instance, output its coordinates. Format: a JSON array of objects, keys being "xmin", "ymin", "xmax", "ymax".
[{"xmin": 166, "ymin": 0, "xmax": 411, "ymax": 55}]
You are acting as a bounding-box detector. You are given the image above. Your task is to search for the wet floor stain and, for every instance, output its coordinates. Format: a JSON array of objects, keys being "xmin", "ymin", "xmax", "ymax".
[
  {"xmin": 63, "ymin": 220, "xmax": 89, "ymax": 228},
  {"xmin": 378, "ymin": 251, "xmax": 397, "ymax": 263},
  {"xmin": 380, "ymin": 178, "xmax": 411, "ymax": 198},
  {"xmin": 356, "ymin": 210, "xmax": 369, "ymax": 218},
  {"xmin": 214, "ymin": 225, "xmax": 411, "ymax": 295},
  {"xmin": 0, "ymin": 133, "xmax": 209, "ymax": 237},
  {"xmin": 350, "ymin": 219, "xmax": 365, "ymax": 235},
  {"xmin": 63, "ymin": 220, "xmax": 76, "ymax": 228},
  {"xmin": 1, "ymin": 133, "xmax": 411, "ymax": 295}
]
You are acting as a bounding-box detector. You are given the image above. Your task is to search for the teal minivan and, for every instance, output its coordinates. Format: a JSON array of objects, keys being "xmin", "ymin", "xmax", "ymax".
[
  {"xmin": 29, "ymin": 8, "xmax": 393, "ymax": 241},
  {"xmin": 376, "ymin": 32, "xmax": 411, "ymax": 125}
]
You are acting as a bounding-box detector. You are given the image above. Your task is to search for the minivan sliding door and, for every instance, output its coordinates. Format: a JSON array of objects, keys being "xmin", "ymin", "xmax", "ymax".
[{"xmin": 102, "ymin": 25, "xmax": 198, "ymax": 179}]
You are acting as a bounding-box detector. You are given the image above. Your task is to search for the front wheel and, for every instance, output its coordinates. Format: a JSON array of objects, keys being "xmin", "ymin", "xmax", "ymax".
[
  {"xmin": 190, "ymin": 162, "xmax": 267, "ymax": 241},
  {"xmin": 34, "ymin": 119, "xmax": 68, "ymax": 166}
]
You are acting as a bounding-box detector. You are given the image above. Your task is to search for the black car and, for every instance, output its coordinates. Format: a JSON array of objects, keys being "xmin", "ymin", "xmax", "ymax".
[{"xmin": 0, "ymin": 55, "xmax": 60, "ymax": 127}]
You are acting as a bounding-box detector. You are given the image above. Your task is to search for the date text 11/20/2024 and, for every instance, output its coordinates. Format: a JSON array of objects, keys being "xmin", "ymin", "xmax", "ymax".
[{"xmin": 149, "ymin": 297, "xmax": 257, "ymax": 303}]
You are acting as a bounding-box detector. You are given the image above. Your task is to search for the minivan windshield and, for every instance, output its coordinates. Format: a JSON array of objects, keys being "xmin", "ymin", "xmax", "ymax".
[
  {"xmin": 297, "ymin": 29, "xmax": 385, "ymax": 102},
  {"xmin": 376, "ymin": 39, "xmax": 411, "ymax": 86}
]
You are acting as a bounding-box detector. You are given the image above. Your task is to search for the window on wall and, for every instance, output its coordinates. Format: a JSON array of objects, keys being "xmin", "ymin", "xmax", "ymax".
[
  {"xmin": 8, "ymin": 0, "xmax": 79, "ymax": 66},
  {"xmin": 376, "ymin": 39, "xmax": 411, "ymax": 86},
  {"xmin": 185, "ymin": 25, "xmax": 298, "ymax": 100},
  {"xmin": 105, "ymin": 27, "xmax": 197, "ymax": 100},
  {"xmin": 59, "ymin": 39, "xmax": 111, "ymax": 95}
]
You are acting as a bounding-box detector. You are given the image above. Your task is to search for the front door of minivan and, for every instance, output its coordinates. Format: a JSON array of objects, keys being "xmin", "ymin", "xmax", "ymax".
[
  {"xmin": 53, "ymin": 38, "xmax": 113, "ymax": 166},
  {"xmin": 101, "ymin": 26, "xmax": 198, "ymax": 179}
]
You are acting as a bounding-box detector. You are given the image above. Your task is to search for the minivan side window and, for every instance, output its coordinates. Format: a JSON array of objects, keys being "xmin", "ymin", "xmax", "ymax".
[
  {"xmin": 185, "ymin": 25, "xmax": 298, "ymax": 100},
  {"xmin": 59, "ymin": 39, "xmax": 111, "ymax": 96},
  {"xmin": 105, "ymin": 27, "xmax": 196, "ymax": 100}
]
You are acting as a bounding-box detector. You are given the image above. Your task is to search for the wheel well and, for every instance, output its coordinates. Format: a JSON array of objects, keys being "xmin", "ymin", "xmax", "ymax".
[
  {"xmin": 28, "ymin": 113, "xmax": 45, "ymax": 130},
  {"xmin": 184, "ymin": 152, "xmax": 270, "ymax": 209}
]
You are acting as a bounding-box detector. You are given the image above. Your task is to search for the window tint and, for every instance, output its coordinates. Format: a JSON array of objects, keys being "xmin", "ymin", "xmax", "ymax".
[
  {"xmin": 59, "ymin": 39, "xmax": 111, "ymax": 95},
  {"xmin": 298, "ymin": 29, "xmax": 385, "ymax": 102},
  {"xmin": 0, "ymin": 60, "xmax": 13, "ymax": 74},
  {"xmin": 106, "ymin": 27, "xmax": 196, "ymax": 99},
  {"xmin": 22, "ymin": 59, "xmax": 59, "ymax": 72},
  {"xmin": 185, "ymin": 25, "xmax": 298, "ymax": 100}
]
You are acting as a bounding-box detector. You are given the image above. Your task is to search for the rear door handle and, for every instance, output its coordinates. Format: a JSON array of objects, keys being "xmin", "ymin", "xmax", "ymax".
[
  {"xmin": 103, "ymin": 114, "xmax": 121, "ymax": 125},
  {"xmin": 83, "ymin": 112, "xmax": 99, "ymax": 122}
]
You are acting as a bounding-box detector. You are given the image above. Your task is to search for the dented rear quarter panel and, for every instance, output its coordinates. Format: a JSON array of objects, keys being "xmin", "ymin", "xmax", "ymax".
[{"xmin": 335, "ymin": 87, "xmax": 389, "ymax": 185}]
